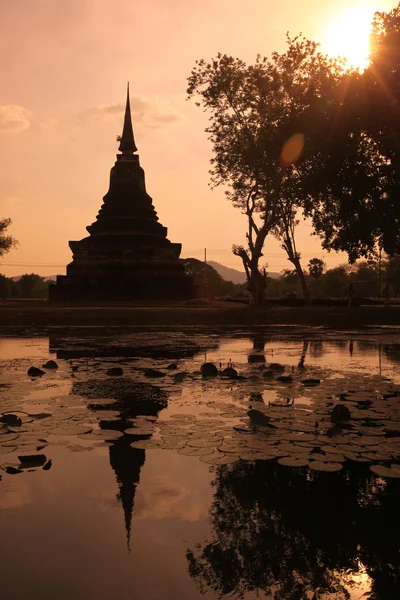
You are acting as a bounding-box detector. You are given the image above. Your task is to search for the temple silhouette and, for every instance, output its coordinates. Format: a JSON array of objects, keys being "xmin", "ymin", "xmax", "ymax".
[{"xmin": 50, "ymin": 84, "xmax": 192, "ymax": 300}]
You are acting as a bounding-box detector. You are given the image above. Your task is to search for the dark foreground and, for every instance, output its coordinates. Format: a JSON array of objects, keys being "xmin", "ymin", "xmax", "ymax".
[{"xmin": 0, "ymin": 330, "xmax": 400, "ymax": 600}]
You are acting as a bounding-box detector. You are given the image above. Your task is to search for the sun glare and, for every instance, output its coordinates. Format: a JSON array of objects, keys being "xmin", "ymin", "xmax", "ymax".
[{"xmin": 322, "ymin": 3, "xmax": 376, "ymax": 70}]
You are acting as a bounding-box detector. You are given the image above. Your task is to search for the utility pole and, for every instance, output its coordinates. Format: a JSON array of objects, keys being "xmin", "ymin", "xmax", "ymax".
[
  {"xmin": 378, "ymin": 245, "xmax": 382, "ymax": 301},
  {"xmin": 204, "ymin": 248, "xmax": 207, "ymax": 299}
]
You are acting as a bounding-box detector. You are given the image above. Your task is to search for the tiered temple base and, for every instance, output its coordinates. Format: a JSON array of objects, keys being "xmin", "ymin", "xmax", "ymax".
[
  {"xmin": 50, "ymin": 87, "xmax": 193, "ymax": 302},
  {"xmin": 51, "ymin": 263, "xmax": 192, "ymax": 301}
]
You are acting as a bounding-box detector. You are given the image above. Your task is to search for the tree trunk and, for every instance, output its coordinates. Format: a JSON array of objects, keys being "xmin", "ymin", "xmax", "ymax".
[
  {"xmin": 291, "ymin": 255, "xmax": 309, "ymax": 300},
  {"xmin": 244, "ymin": 262, "xmax": 266, "ymax": 305}
]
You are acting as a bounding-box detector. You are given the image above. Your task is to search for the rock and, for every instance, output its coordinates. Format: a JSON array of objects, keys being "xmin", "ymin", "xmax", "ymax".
[
  {"xmin": 106, "ymin": 367, "xmax": 123, "ymax": 376},
  {"xmin": 262, "ymin": 370, "xmax": 274, "ymax": 379},
  {"xmin": 5, "ymin": 466, "xmax": 22, "ymax": 475},
  {"xmin": 72, "ymin": 365, "xmax": 79, "ymax": 372},
  {"xmin": 222, "ymin": 367, "xmax": 238, "ymax": 379},
  {"xmin": 42, "ymin": 459, "xmax": 52, "ymax": 470},
  {"xmin": 166, "ymin": 363, "xmax": 178, "ymax": 370},
  {"xmin": 331, "ymin": 404, "xmax": 351, "ymax": 423},
  {"xmin": 301, "ymin": 378, "xmax": 321, "ymax": 386},
  {"xmin": 0, "ymin": 414, "xmax": 22, "ymax": 427},
  {"xmin": 200, "ymin": 362, "xmax": 218, "ymax": 377},
  {"xmin": 269, "ymin": 363, "xmax": 285, "ymax": 372},
  {"xmin": 277, "ymin": 375, "xmax": 293, "ymax": 383},
  {"xmin": 248, "ymin": 409, "xmax": 272, "ymax": 427},
  {"xmin": 42, "ymin": 360, "xmax": 58, "ymax": 369},
  {"xmin": 249, "ymin": 392, "xmax": 264, "ymax": 403},
  {"xmin": 27, "ymin": 366, "xmax": 45, "ymax": 377},
  {"xmin": 326, "ymin": 426, "xmax": 344, "ymax": 438},
  {"xmin": 257, "ymin": 364, "xmax": 267, "ymax": 371},
  {"xmin": 144, "ymin": 368, "xmax": 165, "ymax": 378},
  {"xmin": 173, "ymin": 372, "xmax": 187, "ymax": 383},
  {"xmin": 18, "ymin": 454, "xmax": 47, "ymax": 467},
  {"xmin": 248, "ymin": 354, "xmax": 266, "ymax": 363}
]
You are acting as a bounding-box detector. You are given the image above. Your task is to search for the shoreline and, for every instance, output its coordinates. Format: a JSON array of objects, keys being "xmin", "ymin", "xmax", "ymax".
[{"xmin": 1, "ymin": 300, "xmax": 400, "ymax": 331}]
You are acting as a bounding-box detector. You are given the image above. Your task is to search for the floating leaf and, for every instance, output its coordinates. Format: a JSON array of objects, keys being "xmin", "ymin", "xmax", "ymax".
[
  {"xmin": 178, "ymin": 446, "xmax": 213, "ymax": 457},
  {"xmin": 370, "ymin": 464, "xmax": 400, "ymax": 478},
  {"xmin": 309, "ymin": 461, "xmax": 343, "ymax": 472},
  {"xmin": 278, "ymin": 456, "xmax": 309, "ymax": 467}
]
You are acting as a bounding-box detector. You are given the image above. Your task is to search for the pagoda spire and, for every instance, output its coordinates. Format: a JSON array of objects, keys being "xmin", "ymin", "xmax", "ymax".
[{"xmin": 118, "ymin": 82, "xmax": 137, "ymax": 154}]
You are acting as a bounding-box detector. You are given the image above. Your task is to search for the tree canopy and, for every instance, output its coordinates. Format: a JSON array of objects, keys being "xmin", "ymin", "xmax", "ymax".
[
  {"xmin": 187, "ymin": 36, "xmax": 351, "ymax": 301},
  {"xmin": 188, "ymin": 4, "xmax": 400, "ymax": 302},
  {"xmin": 0, "ymin": 218, "xmax": 17, "ymax": 257},
  {"xmin": 301, "ymin": 5, "xmax": 400, "ymax": 260}
]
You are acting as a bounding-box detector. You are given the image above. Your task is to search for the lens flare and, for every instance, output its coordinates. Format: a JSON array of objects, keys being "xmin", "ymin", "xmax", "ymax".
[{"xmin": 280, "ymin": 134, "xmax": 305, "ymax": 167}]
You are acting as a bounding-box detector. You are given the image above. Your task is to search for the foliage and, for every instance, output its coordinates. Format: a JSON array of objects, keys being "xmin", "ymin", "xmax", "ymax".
[
  {"xmin": 0, "ymin": 218, "xmax": 18, "ymax": 257},
  {"xmin": 0, "ymin": 273, "xmax": 49, "ymax": 298},
  {"xmin": 187, "ymin": 460, "xmax": 399, "ymax": 599},
  {"xmin": 385, "ymin": 255, "xmax": 400, "ymax": 296},
  {"xmin": 0, "ymin": 274, "xmax": 11, "ymax": 298},
  {"xmin": 181, "ymin": 258, "xmax": 244, "ymax": 298},
  {"xmin": 187, "ymin": 36, "xmax": 347, "ymax": 302},
  {"xmin": 302, "ymin": 4, "xmax": 400, "ymax": 260},
  {"xmin": 281, "ymin": 268, "xmax": 299, "ymax": 285},
  {"xmin": 308, "ymin": 257, "xmax": 325, "ymax": 278}
]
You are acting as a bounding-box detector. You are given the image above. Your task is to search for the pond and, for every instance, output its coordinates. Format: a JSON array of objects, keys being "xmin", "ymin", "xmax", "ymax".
[{"xmin": 0, "ymin": 328, "xmax": 399, "ymax": 600}]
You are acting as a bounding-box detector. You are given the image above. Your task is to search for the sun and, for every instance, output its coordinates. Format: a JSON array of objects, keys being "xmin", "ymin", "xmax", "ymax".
[{"xmin": 322, "ymin": 3, "xmax": 376, "ymax": 70}]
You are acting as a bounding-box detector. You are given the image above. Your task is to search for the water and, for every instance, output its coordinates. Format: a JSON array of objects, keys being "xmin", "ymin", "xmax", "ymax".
[{"xmin": 0, "ymin": 328, "xmax": 399, "ymax": 600}]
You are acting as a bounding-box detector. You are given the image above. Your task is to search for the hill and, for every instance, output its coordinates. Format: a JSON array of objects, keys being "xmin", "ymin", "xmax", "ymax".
[{"xmin": 208, "ymin": 261, "xmax": 279, "ymax": 283}]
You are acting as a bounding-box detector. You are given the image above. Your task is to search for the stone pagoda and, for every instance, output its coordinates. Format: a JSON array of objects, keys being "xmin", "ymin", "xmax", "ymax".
[{"xmin": 50, "ymin": 85, "xmax": 192, "ymax": 301}]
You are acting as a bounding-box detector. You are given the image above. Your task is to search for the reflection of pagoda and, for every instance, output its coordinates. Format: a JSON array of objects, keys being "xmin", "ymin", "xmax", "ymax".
[
  {"xmin": 74, "ymin": 376, "xmax": 168, "ymax": 551},
  {"xmin": 50, "ymin": 84, "xmax": 192, "ymax": 300},
  {"xmin": 108, "ymin": 438, "xmax": 145, "ymax": 551}
]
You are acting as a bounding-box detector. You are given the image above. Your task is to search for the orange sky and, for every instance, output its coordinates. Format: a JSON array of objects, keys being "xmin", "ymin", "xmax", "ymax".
[{"xmin": 0, "ymin": 0, "xmax": 397, "ymax": 277}]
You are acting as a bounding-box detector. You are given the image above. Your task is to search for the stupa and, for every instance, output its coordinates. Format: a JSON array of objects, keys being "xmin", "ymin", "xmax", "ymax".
[{"xmin": 50, "ymin": 85, "xmax": 192, "ymax": 300}]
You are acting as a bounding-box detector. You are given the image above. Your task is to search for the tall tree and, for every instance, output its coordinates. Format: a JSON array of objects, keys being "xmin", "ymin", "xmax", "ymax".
[
  {"xmin": 302, "ymin": 5, "xmax": 400, "ymax": 261},
  {"xmin": 0, "ymin": 218, "xmax": 17, "ymax": 257},
  {"xmin": 187, "ymin": 36, "xmax": 346, "ymax": 302}
]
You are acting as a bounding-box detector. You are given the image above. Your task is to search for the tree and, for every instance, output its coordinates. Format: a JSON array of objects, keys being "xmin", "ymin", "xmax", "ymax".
[
  {"xmin": 308, "ymin": 258, "xmax": 325, "ymax": 279},
  {"xmin": 352, "ymin": 260, "xmax": 379, "ymax": 298},
  {"xmin": 187, "ymin": 460, "xmax": 399, "ymax": 599},
  {"xmin": 17, "ymin": 274, "xmax": 48, "ymax": 298},
  {"xmin": 181, "ymin": 258, "xmax": 241, "ymax": 298},
  {"xmin": 187, "ymin": 36, "xmax": 346, "ymax": 302},
  {"xmin": 319, "ymin": 266, "xmax": 349, "ymax": 298},
  {"xmin": 0, "ymin": 218, "xmax": 17, "ymax": 257},
  {"xmin": 301, "ymin": 5, "xmax": 400, "ymax": 261},
  {"xmin": 0, "ymin": 274, "xmax": 11, "ymax": 298},
  {"xmin": 385, "ymin": 255, "xmax": 400, "ymax": 296}
]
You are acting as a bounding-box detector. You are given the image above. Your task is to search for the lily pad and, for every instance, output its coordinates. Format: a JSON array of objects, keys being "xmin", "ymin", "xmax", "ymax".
[
  {"xmin": 278, "ymin": 456, "xmax": 309, "ymax": 467},
  {"xmin": 309, "ymin": 461, "xmax": 343, "ymax": 472},
  {"xmin": 370, "ymin": 464, "xmax": 400, "ymax": 478},
  {"xmin": 178, "ymin": 446, "xmax": 213, "ymax": 457},
  {"xmin": 202, "ymin": 453, "xmax": 239, "ymax": 464}
]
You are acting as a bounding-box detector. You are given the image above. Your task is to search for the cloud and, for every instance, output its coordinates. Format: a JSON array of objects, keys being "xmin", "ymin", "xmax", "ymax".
[
  {"xmin": 76, "ymin": 95, "xmax": 185, "ymax": 129},
  {"xmin": 134, "ymin": 473, "xmax": 208, "ymax": 521},
  {"xmin": 0, "ymin": 105, "xmax": 32, "ymax": 133}
]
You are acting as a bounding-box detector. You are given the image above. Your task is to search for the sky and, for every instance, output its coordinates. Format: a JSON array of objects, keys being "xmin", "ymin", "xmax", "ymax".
[{"xmin": 0, "ymin": 0, "xmax": 398, "ymax": 277}]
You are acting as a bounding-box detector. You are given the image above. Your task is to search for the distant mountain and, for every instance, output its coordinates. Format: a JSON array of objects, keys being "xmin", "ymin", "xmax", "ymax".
[{"xmin": 208, "ymin": 261, "xmax": 280, "ymax": 284}]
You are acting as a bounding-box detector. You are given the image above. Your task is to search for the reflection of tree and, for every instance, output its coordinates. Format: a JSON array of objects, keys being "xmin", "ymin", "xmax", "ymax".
[
  {"xmin": 187, "ymin": 461, "xmax": 400, "ymax": 599},
  {"xmin": 309, "ymin": 341, "xmax": 324, "ymax": 358},
  {"xmin": 298, "ymin": 340, "xmax": 309, "ymax": 368},
  {"xmin": 251, "ymin": 334, "xmax": 267, "ymax": 352}
]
